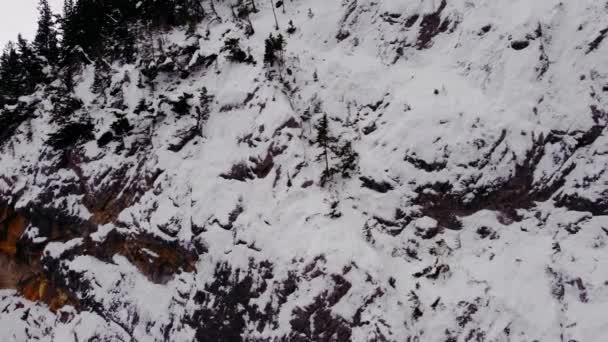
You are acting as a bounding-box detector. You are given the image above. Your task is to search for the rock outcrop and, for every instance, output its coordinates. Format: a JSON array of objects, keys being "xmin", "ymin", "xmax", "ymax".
[{"xmin": 2, "ymin": 0, "xmax": 608, "ymax": 341}]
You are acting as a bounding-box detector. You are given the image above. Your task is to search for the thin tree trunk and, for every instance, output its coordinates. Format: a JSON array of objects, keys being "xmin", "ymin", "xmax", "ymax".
[
  {"xmin": 245, "ymin": 10, "xmax": 255, "ymax": 35},
  {"xmin": 277, "ymin": 51, "xmax": 284, "ymax": 80},
  {"xmin": 269, "ymin": 0, "xmax": 279, "ymax": 30},
  {"xmin": 324, "ymin": 145, "xmax": 330, "ymax": 179},
  {"xmin": 209, "ymin": 0, "xmax": 220, "ymax": 20},
  {"xmin": 230, "ymin": 5, "xmax": 238, "ymax": 21}
]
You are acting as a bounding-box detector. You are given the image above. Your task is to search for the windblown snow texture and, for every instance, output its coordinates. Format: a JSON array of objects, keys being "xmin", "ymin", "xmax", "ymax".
[{"xmin": 2, "ymin": 0, "xmax": 608, "ymax": 341}]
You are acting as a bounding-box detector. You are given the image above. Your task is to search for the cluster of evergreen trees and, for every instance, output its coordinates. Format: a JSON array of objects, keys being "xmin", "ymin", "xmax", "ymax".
[
  {"xmin": 0, "ymin": 0, "xmax": 208, "ymax": 107},
  {"xmin": 0, "ymin": 0, "xmax": 57, "ymax": 107}
]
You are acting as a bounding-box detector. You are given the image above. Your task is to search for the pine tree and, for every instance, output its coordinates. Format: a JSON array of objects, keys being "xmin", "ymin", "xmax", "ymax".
[
  {"xmin": 105, "ymin": 15, "xmax": 137, "ymax": 62},
  {"xmin": 92, "ymin": 59, "xmax": 112, "ymax": 95},
  {"xmin": 264, "ymin": 33, "xmax": 286, "ymax": 75},
  {"xmin": 316, "ymin": 113, "xmax": 332, "ymax": 185},
  {"xmin": 335, "ymin": 141, "xmax": 359, "ymax": 178},
  {"xmin": 59, "ymin": 0, "xmax": 206, "ymax": 61},
  {"xmin": 0, "ymin": 43, "xmax": 32, "ymax": 143},
  {"xmin": 275, "ymin": 34, "xmax": 286, "ymax": 78},
  {"xmin": 222, "ymin": 38, "xmax": 254, "ymax": 64},
  {"xmin": 0, "ymin": 42, "xmax": 24, "ymax": 105},
  {"xmin": 174, "ymin": 0, "xmax": 206, "ymax": 30},
  {"xmin": 61, "ymin": 0, "xmax": 108, "ymax": 56},
  {"xmin": 196, "ymin": 87, "xmax": 214, "ymax": 137},
  {"xmin": 138, "ymin": 0, "xmax": 205, "ymax": 30},
  {"xmin": 34, "ymin": 0, "xmax": 59, "ymax": 64},
  {"xmin": 275, "ymin": 34, "xmax": 285, "ymax": 58},
  {"xmin": 62, "ymin": 0, "xmax": 74, "ymax": 18},
  {"xmin": 264, "ymin": 35, "xmax": 276, "ymax": 66},
  {"xmin": 59, "ymin": 0, "xmax": 75, "ymax": 43},
  {"xmin": 313, "ymin": 114, "xmax": 358, "ymax": 185},
  {"xmin": 17, "ymin": 35, "xmax": 45, "ymax": 92}
]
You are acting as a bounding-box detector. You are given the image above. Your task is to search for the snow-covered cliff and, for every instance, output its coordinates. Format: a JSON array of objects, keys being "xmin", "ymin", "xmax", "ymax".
[{"xmin": 2, "ymin": 0, "xmax": 608, "ymax": 341}]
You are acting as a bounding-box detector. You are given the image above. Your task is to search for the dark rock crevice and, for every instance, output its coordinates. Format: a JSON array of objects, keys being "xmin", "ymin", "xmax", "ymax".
[
  {"xmin": 414, "ymin": 114, "xmax": 607, "ymax": 227},
  {"xmin": 416, "ymin": 0, "xmax": 451, "ymax": 50}
]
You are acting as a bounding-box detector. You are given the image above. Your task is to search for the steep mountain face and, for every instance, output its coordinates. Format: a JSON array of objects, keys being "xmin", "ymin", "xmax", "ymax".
[{"xmin": 2, "ymin": 0, "xmax": 608, "ymax": 341}]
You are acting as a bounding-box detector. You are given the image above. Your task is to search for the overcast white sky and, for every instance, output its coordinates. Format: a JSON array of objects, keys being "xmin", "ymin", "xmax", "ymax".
[{"xmin": 0, "ymin": 0, "xmax": 62, "ymax": 48}]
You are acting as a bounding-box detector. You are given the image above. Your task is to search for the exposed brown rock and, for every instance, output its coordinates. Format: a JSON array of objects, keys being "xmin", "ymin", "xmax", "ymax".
[
  {"xmin": 0, "ymin": 200, "xmax": 199, "ymax": 312},
  {"xmin": 416, "ymin": 0, "xmax": 451, "ymax": 50}
]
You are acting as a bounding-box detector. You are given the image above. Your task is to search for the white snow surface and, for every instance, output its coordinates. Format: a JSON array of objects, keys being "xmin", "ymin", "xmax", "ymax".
[{"xmin": 2, "ymin": 0, "xmax": 608, "ymax": 341}]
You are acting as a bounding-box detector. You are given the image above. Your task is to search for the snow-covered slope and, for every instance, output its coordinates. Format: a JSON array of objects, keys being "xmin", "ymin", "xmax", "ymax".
[{"xmin": 2, "ymin": 0, "xmax": 608, "ymax": 341}]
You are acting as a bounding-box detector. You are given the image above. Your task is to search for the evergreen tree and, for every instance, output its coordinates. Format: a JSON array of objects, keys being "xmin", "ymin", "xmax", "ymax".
[
  {"xmin": 17, "ymin": 35, "xmax": 43, "ymax": 92},
  {"xmin": 92, "ymin": 59, "xmax": 112, "ymax": 95},
  {"xmin": 275, "ymin": 34, "xmax": 285, "ymax": 61},
  {"xmin": 335, "ymin": 141, "xmax": 359, "ymax": 178},
  {"xmin": 313, "ymin": 114, "xmax": 359, "ymax": 185},
  {"xmin": 315, "ymin": 113, "xmax": 332, "ymax": 185},
  {"xmin": 62, "ymin": 0, "xmax": 108, "ymax": 56},
  {"xmin": 0, "ymin": 42, "xmax": 24, "ymax": 106},
  {"xmin": 222, "ymin": 38, "xmax": 254, "ymax": 64},
  {"xmin": 139, "ymin": 0, "xmax": 204, "ymax": 30},
  {"xmin": 62, "ymin": 0, "xmax": 74, "ymax": 18},
  {"xmin": 177, "ymin": 0, "xmax": 206, "ymax": 28},
  {"xmin": 62, "ymin": 0, "xmax": 137, "ymax": 60},
  {"xmin": 34, "ymin": 0, "xmax": 59, "ymax": 63},
  {"xmin": 59, "ymin": 0, "xmax": 206, "ymax": 62},
  {"xmin": 59, "ymin": 0, "xmax": 74, "ymax": 47},
  {"xmin": 106, "ymin": 16, "xmax": 137, "ymax": 62},
  {"xmin": 264, "ymin": 36, "xmax": 276, "ymax": 66},
  {"xmin": 264, "ymin": 33, "xmax": 286, "ymax": 74},
  {"xmin": 196, "ymin": 87, "xmax": 214, "ymax": 137}
]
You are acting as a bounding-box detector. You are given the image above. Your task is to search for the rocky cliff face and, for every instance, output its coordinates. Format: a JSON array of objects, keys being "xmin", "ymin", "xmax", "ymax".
[{"xmin": 2, "ymin": 0, "xmax": 608, "ymax": 341}]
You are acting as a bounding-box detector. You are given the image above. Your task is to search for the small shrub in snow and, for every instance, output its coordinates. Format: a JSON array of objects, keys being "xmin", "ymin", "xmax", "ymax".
[{"xmin": 222, "ymin": 38, "xmax": 255, "ymax": 64}]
